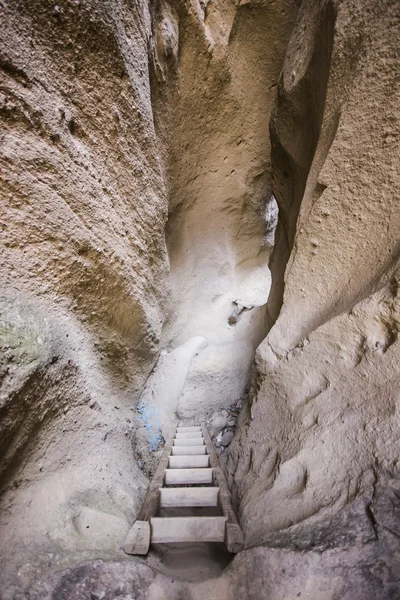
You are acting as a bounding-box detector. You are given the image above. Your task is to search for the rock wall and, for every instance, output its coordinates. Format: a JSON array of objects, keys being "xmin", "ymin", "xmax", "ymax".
[
  {"xmin": 1, "ymin": 0, "xmax": 400, "ymax": 597},
  {"xmin": 229, "ymin": 0, "xmax": 400, "ymax": 570},
  {"xmin": 147, "ymin": 0, "xmax": 298, "ymax": 425},
  {"xmin": 0, "ymin": 0, "xmax": 169, "ymax": 585},
  {"xmin": 0, "ymin": 0, "xmax": 299, "ymax": 592}
]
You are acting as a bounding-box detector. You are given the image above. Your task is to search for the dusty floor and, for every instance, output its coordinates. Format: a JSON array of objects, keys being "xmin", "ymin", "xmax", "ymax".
[{"xmin": 145, "ymin": 542, "xmax": 232, "ymax": 583}]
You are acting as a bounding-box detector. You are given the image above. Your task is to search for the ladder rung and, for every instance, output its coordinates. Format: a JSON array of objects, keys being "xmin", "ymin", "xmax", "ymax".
[
  {"xmin": 171, "ymin": 446, "xmax": 207, "ymax": 455},
  {"xmin": 159, "ymin": 487, "xmax": 219, "ymax": 507},
  {"xmin": 174, "ymin": 438, "xmax": 205, "ymax": 446},
  {"xmin": 168, "ymin": 455, "xmax": 209, "ymax": 469},
  {"xmin": 177, "ymin": 426, "xmax": 202, "ymax": 432},
  {"xmin": 165, "ymin": 468, "xmax": 213, "ymax": 485},
  {"xmin": 175, "ymin": 432, "xmax": 203, "ymax": 439},
  {"xmin": 150, "ymin": 516, "xmax": 226, "ymax": 543}
]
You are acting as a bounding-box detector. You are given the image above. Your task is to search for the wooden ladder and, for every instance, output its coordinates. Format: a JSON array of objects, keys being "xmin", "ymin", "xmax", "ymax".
[{"xmin": 123, "ymin": 422, "xmax": 244, "ymax": 555}]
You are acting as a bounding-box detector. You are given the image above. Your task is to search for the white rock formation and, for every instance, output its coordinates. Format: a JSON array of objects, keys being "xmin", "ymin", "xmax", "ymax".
[
  {"xmin": 137, "ymin": 336, "xmax": 206, "ymax": 445},
  {"xmin": 177, "ymin": 341, "xmax": 254, "ymax": 419}
]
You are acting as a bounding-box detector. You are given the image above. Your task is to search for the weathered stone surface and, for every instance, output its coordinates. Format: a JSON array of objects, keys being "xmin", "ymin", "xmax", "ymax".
[
  {"xmin": 177, "ymin": 341, "xmax": 254, "ymax": 419},
  {"xmin": 2, "ymin": 543, "xmax": 399, "ymax": 600},
  {"xmin": 157, "ymin": 0, "xmax": 298, "ymax": 370},
  {"xmin": 208, "ymin": 412, "xmax": 229, "ymax": 438},
  {"xmin": 229, "ymin": 0, "xmax": 400, "ymax": 562},
  {"xmin": 136, "ymin": 336, "xmax": 206, "ymax": 450},
  {"xmin": 0, "ymin": 0, "xmax": 168, "ymax": 587},
  {"xmin": 220, "ymin": 430, "xmax": 234, "ymax": 447},
  {"xmin": 1, "ymin": 0, "xmax": 399, "ymax": 597}
]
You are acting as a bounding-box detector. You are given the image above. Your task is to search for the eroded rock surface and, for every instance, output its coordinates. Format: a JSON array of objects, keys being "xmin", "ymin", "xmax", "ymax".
[
  {"xmin": 3, "ymin": 544, "xmax": 398, "ymax": 600},
  {"xmin": 177, "ymin": 341, "xmax": 254, "ymax": 419},
  {"xmin": 156, "ymin": 0, "xmax": 298, "ymax": 399},
  {"xmin": 1, "ymin": 0, "xmax": 400, "ymax": 597},
  {"xmin": 0, "ymin": 0, "xmax": 168, "ymax": 584},
  {"xmin": 228, "ymin": 0, "xmax": 400, "ymax": 574}
]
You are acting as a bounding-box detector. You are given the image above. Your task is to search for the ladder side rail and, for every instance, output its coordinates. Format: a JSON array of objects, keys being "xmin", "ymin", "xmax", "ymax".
[
  {"xmin": 136, "ymin": 439, "xmax": 172, "ymax": 521},
  {"xmin": 201, "ymin": 422, "xmax": 244, "ymax": 553},
  {"xmin": 123, "ymin": 434, "xmax": 173, "ymax": 555}
]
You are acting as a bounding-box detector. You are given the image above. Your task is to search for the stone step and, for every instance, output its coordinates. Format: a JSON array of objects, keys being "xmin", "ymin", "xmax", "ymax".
[
  {"xmin": 168, "ymin": 455, "xmax": 210, "ymax": 469},
  {"xmin": 175, "ymin": 432, "xmax": 203, "ymax": 439},
  {"xmin": 159, "ymin": 487, "xmax": 219, "ymax": 507},
  {"xmin": 150, "ymin": 516, "xmax": 226, "ymax": 543},
  {"xmin": 164, "ymin": 468, "xmax": 213, "ymax": 485}
]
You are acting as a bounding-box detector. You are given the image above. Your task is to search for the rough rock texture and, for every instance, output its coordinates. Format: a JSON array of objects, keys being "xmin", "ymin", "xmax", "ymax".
[
  {"xmin": 3, "ymin": 544, "xmax": 399, "ymax": 600},
  {"xmin": 136, "ymin": 0, "xmax": 297, "ymax": 438},
  {"xmin": 228, "ymin": 0, "xmax": 400, "ymax": 576},
  {"xmin": 154, "ymin": 0, "xmax": 297, "ymax": 422},
  {"xmin": 1, "ymin": 0, "xmax": 400, "ymax": 597},
  {"xmin": 177, "ymin": 340, "xmax": 254, "ymax": 419},
  {"xmin": 0, "ymin": 0, "xmax": 168, "ymax": 585},
  {"xmin": 135, "ymin": 335, "xmax": 206, "ymax": 472},
  {"xmin": 0, "ymin": 0, "xmax": 298, "ymax": 593}
]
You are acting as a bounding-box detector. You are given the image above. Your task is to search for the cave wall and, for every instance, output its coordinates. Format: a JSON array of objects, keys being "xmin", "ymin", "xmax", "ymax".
[
  {"xmin": 228, "ymin": 0, "xmax": 400, "ymax": 563},
  {"xmin": 0, "ymin": 0, "xmax": 169, "ymax": 583},
  {"xmin": 147, "ymin": 0, "xmax": 298, "ymax": 423},
  {"xmin": 1, "ymin": 0, "xmax": 400, "ymax": 597},
  {"xmin": 0, "ymin": 0, "xmax": 300, "ymax": 591}
]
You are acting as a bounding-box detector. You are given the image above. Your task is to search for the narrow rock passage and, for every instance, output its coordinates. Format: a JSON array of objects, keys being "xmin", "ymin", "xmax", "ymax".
[
  {"xmin": 1, "ymin": 0, "xmax": 399, "ymax": 597},
  {"xmin": 134, "ymin": 0, "xmax": 298, "ymax": 449}
]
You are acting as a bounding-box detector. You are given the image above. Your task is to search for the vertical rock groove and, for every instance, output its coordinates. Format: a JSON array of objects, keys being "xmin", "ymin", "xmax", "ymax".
[{"xmin": 267, "ymin": 0, "xmax": 336, "ymax": 326}]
